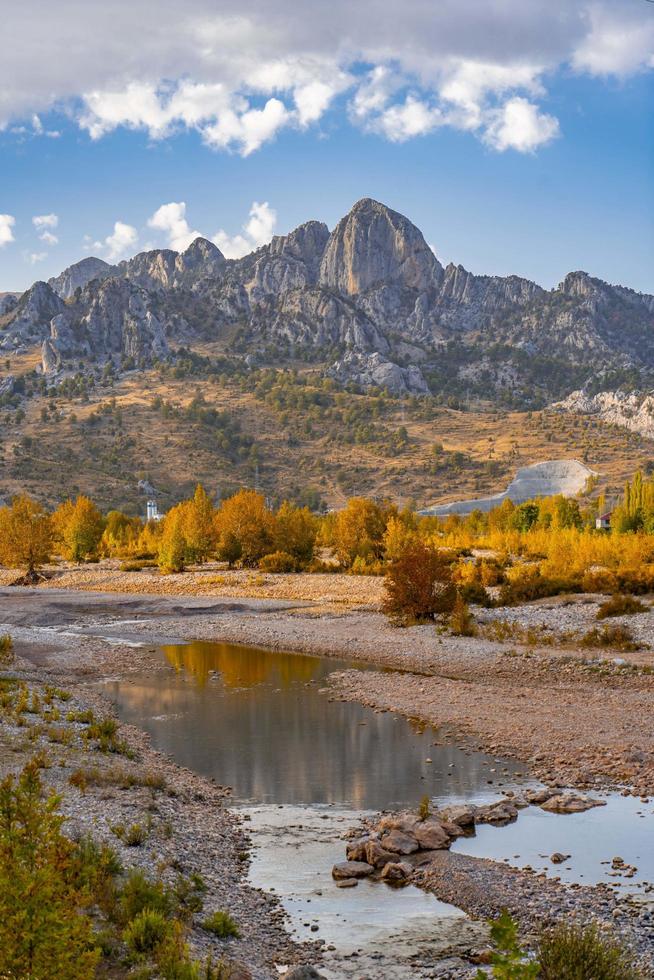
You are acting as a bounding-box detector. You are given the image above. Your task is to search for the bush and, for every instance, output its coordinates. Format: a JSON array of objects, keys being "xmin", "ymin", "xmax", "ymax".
[
  {"xmin": 538, "ymin": 921, "xmax": 644, "ymax": 979},
  {"xmin": 120, "ymin": 559, "xmax": 157, "ymax": 572},
  {"xmin": 111, "ymin": 822, "xmax": 149, "ymax": 846},
  {"xmin": 201, "ymin": 910, "xmax": 240, "ymax": 938},
  {"xmin": 596, "ymin": 594, "xmax": 649, "ymax": 620},
  {"xmin": 449, "ymin": 593, "xmax": 477, "ymax": 636},
  {"xmin": 581, "ymin": 568, "xmax": 619, "ymax": 594},
  {"xmin": 123, "ymin": 908, "xmax": 170, "ymax": 956},
  {"xmin": 0, "ymin": 761, "xmax": 100, "ymax": 979},
  {"xmin": 382, "ymin": 543, "xmax": 456, "ymax": 626},
  {"xmin": 580, "ymin": 623, "xmax": 641, "ymax": 652},
  {"xmin": 0, "ymin": 634, "xmax": 14, "ymax": 665},
  {"xmin": 349, "ymin": 555, "xmax": 385, "ymax": 576},
  {"xmin": 458, "ymin": 581, "xmax": 493, "ymax": 607},
  {"xmin": 119, "ymin": 869, "xmax": 172, "ymax": 924},
  {"xmin": 258, "ymin": 551, "xmax": 298, "ymax": 573},
  {"xmin": 614, "ymin": 565, "xmax": 654, "ymax": 595},
  {"xmin": 475, "ymin": 910, "xmax": 538, "ymax": 979},
  {"xmin": 498, "ymin": 565, "xmax": 581, "ymax": 605},
  {"xmin": 306, "ymin": 558, "xmax": 340, "ymax": 574}
]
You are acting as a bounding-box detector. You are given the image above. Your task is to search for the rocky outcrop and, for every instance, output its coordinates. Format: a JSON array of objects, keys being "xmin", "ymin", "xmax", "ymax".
[
  {"xmin": 0, "ymin": 282, "xmax": 65, "ymax": 351},
  {"xmin": 0, "ymin": 292, "xmax": 20, "ymax": 316},
  {"xmin": 48, "ymin": 256, "xmax": 115, "ymax": 299},
  {"xmin": 553, "ymin": 389, "xmax": 654, "ymax": 441},
  {"xmin": 80, "ymin": 278, "xmax": 168, "ymax": 361},
  {"xmin": 329, "ymin": 350, "xmax": 428, "ymax": 395}
]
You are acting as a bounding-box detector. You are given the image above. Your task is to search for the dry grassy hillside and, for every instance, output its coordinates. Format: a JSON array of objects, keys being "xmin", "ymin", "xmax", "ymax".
[{"xmin": 0, "ymin": 353, "xmax": 650, "ymax": 512}]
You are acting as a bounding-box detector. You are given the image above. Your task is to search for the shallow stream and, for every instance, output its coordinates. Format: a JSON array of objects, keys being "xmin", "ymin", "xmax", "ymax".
[{"xmin": 103, "ymin": 640, "xmax": 653, "ymax": 977}]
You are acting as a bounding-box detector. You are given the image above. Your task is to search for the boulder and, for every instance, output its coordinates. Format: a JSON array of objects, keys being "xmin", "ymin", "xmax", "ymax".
[
  {"xmin": 525, "ymin": 788, "xmax": 557, "ymax": 805},
  {"xmin": 438, "ymin": 804, "xmax": 476, "ymax": 831},
  {"xmin": 365, "ymin": 840, "xmax": 397, "ymax": 869},
  {"xmin": 413, "ymin": 819, "xmax": 452, "ymax": 851},
  {"xmin": 540, "ymin": 794, "xmax": 606, "ymax": 814},
  {"xmin": 346, "ymin": 838, "xmax": 369, "ymax": 862},
  {"xmin": 379, "ymin": 829, "xmax": 419, "ymax": 855},
  {"xmin": 380, "ymin": 861, "xmax": 413, "ymax": 885},
  {"xmin": 551, "ymin": 852, "xmax": 571, "ymax": 864},
  {"xmin": 378, "ymin": 811, "xmax": 419, "ymax": 834},
  {"xmin": 474, "ymin": 801, "xmax": 519, "ymax": 826},
  {"xmin": 331, "ymin": 861, "xmax": 374, "ymax": 880}
]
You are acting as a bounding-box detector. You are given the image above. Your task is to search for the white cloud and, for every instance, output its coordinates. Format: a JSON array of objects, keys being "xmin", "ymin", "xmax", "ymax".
[
  {"xmin": 95, "ymin": 221, "xmax": 138, "ymax": 261},
  {"xmin": 483, "ymin": 97, "xmax": 560, "ymax": 153},
  {"xmin": 372, "ymin": 96, "xmax": 443, "ymax": 142},
  {"xmin": 0, "ymin": 214, "xmax": 15, "ymax": 247},
  {"xmin": 0, "ymin": 1, "xmax": 651, "ymax": 154},
  {"xmin": 147, "ymin": 201, "xmax": 203, "ymax": 251},
  {"xmin": 33, "ymin": 213, "xmax": 58, "ymax": 229},
  {"xmin": 213, "ymin": 201, "xmax": 277, "ymax": 258},
  {"xmin": 201, "ymin": 98, "xmax": 290, "ymax": 155},
  {"xmin": 573, "ymin": 3, "xmax": 654, "ymax": 76},
  {"xmin": 33, "ymin": 213, "xmax": 59, "ymax": 246},
  {"xmin": 29, "ymin": 251, "xmax": 48, "ymax": 264}
]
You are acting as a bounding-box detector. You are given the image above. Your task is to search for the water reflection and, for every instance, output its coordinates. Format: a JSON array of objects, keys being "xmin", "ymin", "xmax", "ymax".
[{"xmin": 104, "ymin": 641, "xmax": 527, "ymax": 809}]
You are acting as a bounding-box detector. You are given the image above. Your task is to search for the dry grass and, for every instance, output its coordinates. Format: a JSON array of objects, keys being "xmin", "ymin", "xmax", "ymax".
[{"xmin": 0, "ymin": 358, "xmax": 650, "ymax": 512}]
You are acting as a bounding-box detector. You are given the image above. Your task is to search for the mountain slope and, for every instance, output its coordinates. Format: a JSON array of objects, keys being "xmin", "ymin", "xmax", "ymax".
[{"xmin": 2, "ymin": 197, "xmax": 652, "ymax": 408}]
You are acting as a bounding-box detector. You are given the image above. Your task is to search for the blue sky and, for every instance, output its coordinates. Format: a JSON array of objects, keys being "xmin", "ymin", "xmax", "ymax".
[{"xmin": 1, "ymin": 0, "xmax": 653, "ymax": 293}]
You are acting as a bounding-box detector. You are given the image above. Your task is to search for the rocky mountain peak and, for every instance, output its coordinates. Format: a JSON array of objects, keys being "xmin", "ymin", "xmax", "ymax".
[
  {"xmin": 268, "ymin": 220, "xmax": 330, "ymax": 277},
  {"xmin": 319, "ymin": 198, "xmax": 443, "ymax": 295},
  {"xmin": 178, "ymin": 237, "xmax": 225, "ymax": 276},
  {"xmin": 48, "ymin": 256, "xmax": 115, "ymax": 299}
]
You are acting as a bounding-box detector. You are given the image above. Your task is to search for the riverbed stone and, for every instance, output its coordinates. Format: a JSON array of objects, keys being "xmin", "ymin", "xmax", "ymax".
[
  {"xmin": 474, "ymin": 801, "xmax": 519, "ymax": 825},
  {"xmin": 438, "ymin": 804, "xmax": 476, "ymax": 831},
  {"xmin": 378, "ymin": 811, "xmax": 419, "ymax": 834},
  {"xmin": 413, "ymin": 819, "xmax": 452, "ymax": 850},
  {"xmin": 380, "ymin": 861, "xmax": 413, "ymax": 884},
  {"xmin": 551, "ymin": 852, "xmax": 571, "ymax": 864},
  {"xmin": 540, "ymin": 793, "xmax": 606, "ymax": 814},
  {"xmin": 346, "ymin": 837, "xmax": 369, "ymax": 861},
  {"xmin": 380, "ymin": 829, "xmax": 420, "ymax": 854},
  {"xmin": 365, "ymin": 840, "xmax": 397, "ymax": 868},
  {"xmin": 334, "ymin": 878, "xmax": 358, "ymax": 889},
  {"xmin": 525, "ymin": 787, "xmax": 557, "ymax": 804},
  {"xmin": 331, "ymin": 860, "xmax": 374, "ymax": 880}
]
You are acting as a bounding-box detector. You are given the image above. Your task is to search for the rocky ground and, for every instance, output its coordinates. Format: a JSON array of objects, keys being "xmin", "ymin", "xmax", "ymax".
[
  {"xmin": 0, "ymin": 649, "xmax": 318, "ymax": 979},
  {"xmin": 1, "ymin": 572, "xmax": 654, "ymax": 975},
  {"xmin": 334, "ymin": 802, "xmax": 654, "ymax": 972}
]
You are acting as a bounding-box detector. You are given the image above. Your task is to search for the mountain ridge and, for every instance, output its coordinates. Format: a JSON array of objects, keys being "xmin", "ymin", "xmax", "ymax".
[{"xmin": 1, "ymin": 197, "xmax": 652, "ymax": 405}]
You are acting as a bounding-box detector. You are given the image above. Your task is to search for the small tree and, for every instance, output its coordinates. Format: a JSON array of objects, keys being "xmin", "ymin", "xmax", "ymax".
[
  {"xmin": 332, "ymin": 498, "xmax": 391, "ymax": 568},
  {"xmin": 0, "ymin": 760, "xmax": 99, "ymax": 980},
  {"xmin": 449, "ymin": 592, "xmax": 477, "ymax": 636},
  {"xmin": 214, "ymin": 489, "xmax": 275, "ymax": 567},
  {"xmin": 274, "ymin": 501, "xmax": 317, "ymax": 566},
  {"xmin": 382, "ymin": 543, "xmax": 456, "ymax": 625},
  {"xmin": 52, "ymin": 495, "xmax": 104, "ymax": 562},
  {"xmin": 0, "ymin": 495, "xmax": 53, "ymax": 576},
  {"xmin": 182, "ymin": 484, "xmax": 216, "ymax": 563},
  {"xmin": 158, "ymin": 505, "xmax": 187, "ymax": 573}
]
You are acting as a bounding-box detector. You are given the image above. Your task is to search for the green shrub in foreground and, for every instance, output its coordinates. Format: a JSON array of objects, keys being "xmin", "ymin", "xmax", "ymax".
[
  {"xmin": 538, "ymin": 921, "xmax": 644, "ymax": 979},
  {"xmin": 201, "ymin": 909, "xmax": 240, "ymax": 938}
]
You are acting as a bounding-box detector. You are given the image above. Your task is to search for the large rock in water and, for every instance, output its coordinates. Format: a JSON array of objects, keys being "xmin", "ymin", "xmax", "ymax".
[
  {"xmin": 319, "ymin": 198, "xmax": 442, "ymax": 295},
  {"xmin": 331, "ymin": 860, "xmax": 374, "ymax": 880}
]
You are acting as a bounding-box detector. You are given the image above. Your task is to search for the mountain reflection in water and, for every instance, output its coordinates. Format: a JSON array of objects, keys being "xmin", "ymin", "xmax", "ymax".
[{"xmin": 104, "ymin": 641, "xmax": 527, "ymax": 809}]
